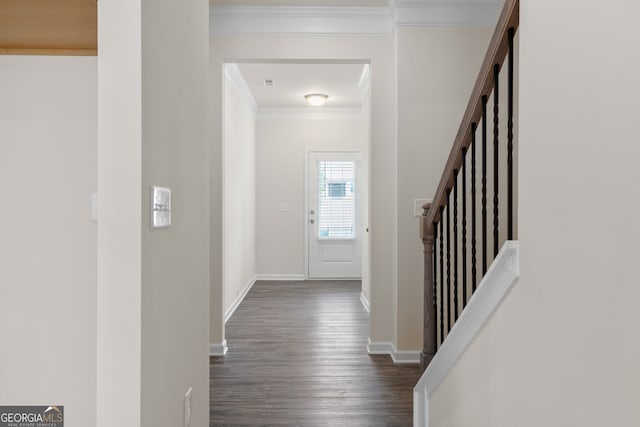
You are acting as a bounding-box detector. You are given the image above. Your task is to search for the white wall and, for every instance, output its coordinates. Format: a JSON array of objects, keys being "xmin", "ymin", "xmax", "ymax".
[
  {"xmin": 396, "ymin": 26, "xmax": 492, "ymax": 351},
  {"xmin": 429, "ymin": 1, "xmax": 640, "ymax": 425},
  {"xmin": 224, "ymin": 69, "xmax": 256, "ymax": 312},
  {"xmin": 139, "ymin": 1, "xmax": 210, "ymax": 426},
  {"xmin": 210, "ymin": 35, "xmax": 397, "ymax": 348},
  {"xmin": 0, "ymin": 56, "xmax": 97, "ymax": 427},
  {"xmin": 98, "ymin": 0, "xmax": 210, "ymax": 426},
  {"xmin": 255, "ymin": 116, "xmax": 366, "ymax": 276},
  {"xmin": 96, "ymin": 1, "xmax": 143, "ymax": 425}
]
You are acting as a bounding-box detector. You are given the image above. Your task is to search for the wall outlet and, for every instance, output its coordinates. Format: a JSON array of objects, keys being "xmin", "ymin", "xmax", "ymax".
[
  {"xmin": 413, "ymin": 198, "xmax": 431, "ymax": 217},
  {"xmin": 279, "ymin": 202, "xmax": 290, "ymax": 212},
  {"xmin": 184, "ymin": 387, "xmax": 192, "ymax": 427}
]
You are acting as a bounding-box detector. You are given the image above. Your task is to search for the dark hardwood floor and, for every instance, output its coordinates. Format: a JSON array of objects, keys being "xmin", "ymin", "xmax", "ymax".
[{"xmin": 210, "ymin": 280, "xmax": 421, "ymax": 426}]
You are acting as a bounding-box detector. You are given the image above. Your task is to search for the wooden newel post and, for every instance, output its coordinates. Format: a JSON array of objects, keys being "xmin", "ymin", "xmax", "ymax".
[{"xmin": 420, "ymin": 202, "xmax": 437, "ymax": 371}]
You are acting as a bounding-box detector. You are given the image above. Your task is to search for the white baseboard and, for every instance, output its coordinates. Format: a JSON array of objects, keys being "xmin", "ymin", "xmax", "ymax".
[
  {"xmin": 367, "ymin": 339, "xmax": 394, "ymax": 355},
  {"xmin": 413, "ymin": 241, "xmax": 520, "ymax": 427},
  {"xmin": 393, "ymin": 349, "xmax": 421, "ymax": 364},
  {"xmin": 367, "ymin": 339, "xmax": 421, "ymax": 364},
  {"xmin": 209, "ymin": 340, "xmax": 228, "ymax": 357},
  {"xmin": 254, "ymin": 274, "xmax": 306, "ymax": 281},
  {"xmin": 360, "ymin": 292, "xmax": 370, "ymax": 314},
  {"xmin": 225, "ymin": 275, "xmax": 256, "ymax": 324}
]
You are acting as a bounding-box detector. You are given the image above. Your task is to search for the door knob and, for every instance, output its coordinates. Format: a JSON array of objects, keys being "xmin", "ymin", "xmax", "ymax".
[{"xmin": 310, "ymin": 219, "xmax": 315, "ymax": 224}]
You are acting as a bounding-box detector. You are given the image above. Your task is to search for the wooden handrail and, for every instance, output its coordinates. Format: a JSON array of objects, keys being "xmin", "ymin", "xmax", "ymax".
[{"xmin": 423, "ymin": 0, "xmax": 519, "ymax": 236}]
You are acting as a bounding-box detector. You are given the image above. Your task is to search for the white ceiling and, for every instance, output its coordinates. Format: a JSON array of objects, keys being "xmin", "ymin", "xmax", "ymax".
[
  {"xmin": 235, "ymin": 62, "xmax": 366, "ymax": 109},
  {"xmin": 210, "ymin": 0, "xmax": 387, "ymax": 6}
]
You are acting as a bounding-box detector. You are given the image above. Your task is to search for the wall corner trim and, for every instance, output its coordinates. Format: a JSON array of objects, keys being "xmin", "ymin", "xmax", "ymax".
[
  {"xmin": 209, "ymin": 340, "xmax": 229, "ymax": 357},
  {"xmin": 360, "ymin": 292, "xmax": 370, "ymax": 314},
  {"xmin": 224, "ymin": 63, "xmax": 258, "ymax": 113},
  {"xmin": 413, "ymin": 240, "xmax": 520, "ymax": 427}
]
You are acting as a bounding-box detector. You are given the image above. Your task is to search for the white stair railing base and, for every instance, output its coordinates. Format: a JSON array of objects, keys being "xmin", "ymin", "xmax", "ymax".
[{"xmin": 413, "ymin": 241, "xmax": 519, "ymax": 427}]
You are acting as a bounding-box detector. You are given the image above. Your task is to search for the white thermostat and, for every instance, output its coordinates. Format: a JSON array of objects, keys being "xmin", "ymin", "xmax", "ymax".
[{"xmin": 152, "ymin": 186, "xmax": 171, "ymax": 228}]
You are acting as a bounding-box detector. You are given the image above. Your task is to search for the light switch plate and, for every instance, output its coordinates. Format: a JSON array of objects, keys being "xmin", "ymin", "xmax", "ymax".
[
  {"xmin": 152, "ymin": 186, "xmax": 171, "ymax": 228},
  {"xmin": 280, "ymin": 202, "xmax": 290, "ymax": 212},
  {"xmin": 414, "ymin": 198, "xmax": 431, "ymax": 217}
]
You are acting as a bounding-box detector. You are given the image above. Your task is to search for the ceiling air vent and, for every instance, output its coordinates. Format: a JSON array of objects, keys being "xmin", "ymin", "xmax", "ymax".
[{"xmin": 264, "ymin": 79, "xmax": 275, "ymax": 87}]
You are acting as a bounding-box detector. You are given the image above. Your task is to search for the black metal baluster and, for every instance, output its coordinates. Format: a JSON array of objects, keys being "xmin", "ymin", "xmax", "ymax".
[
  {"xmin": 481, "ymin": 96, "xmax": 488, "ymax": 275},
  {"xmin": 471, "ymin": 123, "xmax": 478, "ymax": 292},
  {"xmin": 446, "ymin": 193, "xmax": 451, "ymax": 333},
  {"xmin": 493, "ymin": 64, "xmax": 500, "ymax": 257},
  {"xmin": 433, "ymin": 221, "xmax": 438, "ymax": 346},
  {"xmin": 461, "ymin": 148, "xmax": 467, "ymax": 306},
  {"xmin": 453, "ymin": 170, "xmax": 458, "ymax": 322},
  {"xmin": 439, "ymin": 208, "xmax": 444, "ymax": 344},
  {"xmin": 507, "ymin": 28, "xmax": 515, "ymax": 241}
]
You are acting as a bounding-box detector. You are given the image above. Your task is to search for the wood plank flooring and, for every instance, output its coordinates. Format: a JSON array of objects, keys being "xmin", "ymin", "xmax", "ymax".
[{"xmin": 210, "ymin": 280, "xmax": 421, "ymax": 426}]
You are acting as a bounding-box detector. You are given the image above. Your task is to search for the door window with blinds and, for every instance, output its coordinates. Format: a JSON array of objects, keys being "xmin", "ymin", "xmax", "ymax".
[{"xmin": 317, "ymin": 160, "xmax": 356, "ymax": 239}]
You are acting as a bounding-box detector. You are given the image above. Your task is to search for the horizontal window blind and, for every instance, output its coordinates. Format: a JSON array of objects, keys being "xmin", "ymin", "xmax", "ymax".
[{"xmin": 318, "ymin": 160, "xmax": 355, "ymax": 239}]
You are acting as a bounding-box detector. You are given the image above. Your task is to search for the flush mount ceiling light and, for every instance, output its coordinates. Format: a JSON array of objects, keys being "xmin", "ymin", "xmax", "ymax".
[{"xmin": 305, "ymin": 93, "xmax": 329, "ymax": 107}]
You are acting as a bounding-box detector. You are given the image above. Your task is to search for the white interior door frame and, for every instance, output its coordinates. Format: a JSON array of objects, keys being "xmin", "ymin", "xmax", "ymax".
[{"xmin": 305, "ymin": 149, "xmax": 365, "ymax": 279}]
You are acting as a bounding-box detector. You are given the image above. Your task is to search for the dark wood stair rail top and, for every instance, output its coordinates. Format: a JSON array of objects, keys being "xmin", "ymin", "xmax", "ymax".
[{"xmin": 421, "ymin": 0, "xmax": 519, "ymax": 239}]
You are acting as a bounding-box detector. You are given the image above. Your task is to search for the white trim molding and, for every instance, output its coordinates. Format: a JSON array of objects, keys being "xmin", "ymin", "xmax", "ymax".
[
  {"xmin": 357, "ymin": 64, "xmax": 371, "ymax": 93},
  {"xmin": 224, "ymin": 63, "xmax": 257, "ymax": 113},
  {"xmin": 210, "ymin": 2, "xmax": 501, "ymax": 36},
  {"xmin": 360, "ymin": 292, "xmax": 370, "ymax": 314},
  {"xmin": 413, "ymin": 240, "xmax": 520, "ymax": 427},
  {"xmin": 256, "ymin": 108, "xmax": 363, "ymax": 121},
  {"xmin": 225, "ymin": 275, "xmax": 257, "ymax": 324},
  {"xmin": 367, "ymin": 339, "xmax": 394, "ymax": 355},
  {"xmin": 393, "ymin": 349, "xmax": 421, "ymax": 364},
  {"xmin": 209, "ymin": 340, "xmax": 228, "ymax": 357},
  {"xmin": 254, "ymin": 274, "xmax": 306, "ymax": 281},
  {"xmin": 392, "ymin": 0, "xmax": 502, "ymax": 28},
  {"xmin": 367, "ymin": 339, "xmax": 421, "ymax": 364},
  {"xmin": 211, "ymin": 6, "xmax": 393, "ymax": 36}
]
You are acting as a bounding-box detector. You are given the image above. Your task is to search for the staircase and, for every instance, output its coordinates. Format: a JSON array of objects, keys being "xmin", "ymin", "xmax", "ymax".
[{"xmin": 413, "ymin": 1, "xmax": 520, "ymax": 425}]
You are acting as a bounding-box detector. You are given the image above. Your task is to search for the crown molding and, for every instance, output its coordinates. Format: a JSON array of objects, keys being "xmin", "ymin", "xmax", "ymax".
[
  {"xmin": 256, "ymin": 108, "xmax": 363, "ymax": 121},
  {"xmin": 210, "ymin": 6, "xmax": 393, "ymax": 36},
  {"xmin": 210, "ymin": 1, "xmax": 501, "ymax": 36},
  {"xmin": 392, "ymin": 0, "xmax": 502, "ymax": 27},
  {"xmin": 224, "ymin": 63, "xmax": 257, "ymax": 113}
]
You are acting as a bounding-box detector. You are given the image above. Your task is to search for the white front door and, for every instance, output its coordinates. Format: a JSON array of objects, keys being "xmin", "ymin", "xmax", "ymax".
[{"xmin": 307, "ymin": 152, "xmax": 363, "ymax": 279}]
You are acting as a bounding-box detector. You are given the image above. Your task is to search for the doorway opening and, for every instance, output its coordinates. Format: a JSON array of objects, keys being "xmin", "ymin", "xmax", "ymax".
[
  {"xmin": 306, "ymin": 151, "xmax": 364, "ymax": 279},
  {"xmin": 221, "ymin": 59, "xmax": 372, "ymax": 332}
]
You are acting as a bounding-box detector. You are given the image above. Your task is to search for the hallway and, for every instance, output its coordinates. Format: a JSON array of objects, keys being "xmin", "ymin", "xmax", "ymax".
[{"xmin": 210, "ymin": 280, "xmax": 420, "ymax": 426}]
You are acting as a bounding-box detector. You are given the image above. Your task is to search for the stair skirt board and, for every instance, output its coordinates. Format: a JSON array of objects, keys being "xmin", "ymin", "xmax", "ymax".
[
  {"xmin": 367, "ymin": 339, "xmax": 421, "ymax": 364},
  {"xmin": 413, "ymin": 241, "xmax": 519, "ymax": 427}
]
